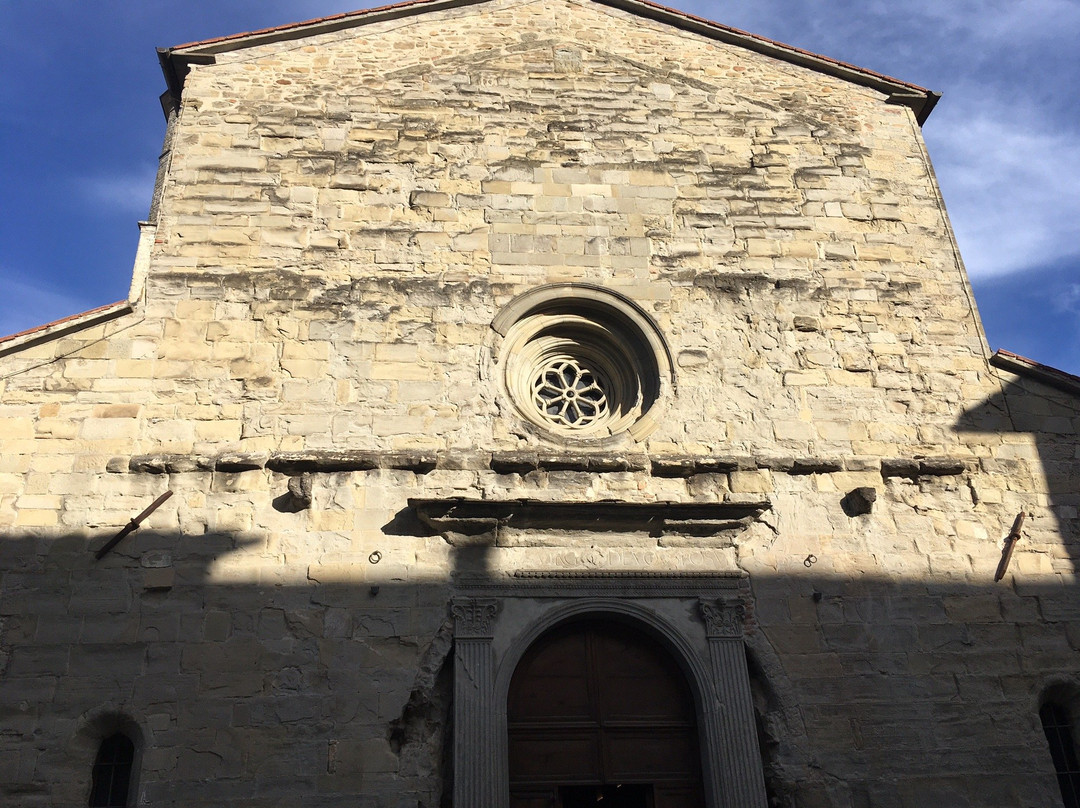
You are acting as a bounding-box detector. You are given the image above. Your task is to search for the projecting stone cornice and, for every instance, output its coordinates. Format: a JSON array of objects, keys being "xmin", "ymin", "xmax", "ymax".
[
  {"xmin": 410, "ymin": 496, "xmax": 770, "ymax": 542},
  {"xmin": 108, "ymin": 448, "xmax": 971, "ymax": 479}
]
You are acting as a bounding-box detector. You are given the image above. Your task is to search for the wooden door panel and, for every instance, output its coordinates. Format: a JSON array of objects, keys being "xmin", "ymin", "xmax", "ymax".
[
  {"xmin": 561, "ymin": 784, "xmax": 654, "ymax": 807},
  {"xmin": 599, "ymin": 673, "xmax": 694, "ymax": 722},
  {"xmin": 654, "ymin": 785, "xmax": 705, "ymax": 808},
  {"xmin": 510, "ymin": 788, "xmax": 557, "ymax": 808},
  {"xmin": 507, "ymin": 620, "xmax": 704, "ymax": 804},
  {"xmin": 594, "ymin": 631, "xmax": 695, "ymax": 723},
  {"xmin": 603, "ymin": 729, "xmax": 701, "ymax": 780},
  {"xmin": 511, "ymin": 676, "xmax": 593, "ymax": 721},
  {"xmin": 509, "ymin": 630, "xmax": 592, "ymax": 721},
  {"xmin": 509, "ymin": 729, "xmax": 602, "ymax": 783}
]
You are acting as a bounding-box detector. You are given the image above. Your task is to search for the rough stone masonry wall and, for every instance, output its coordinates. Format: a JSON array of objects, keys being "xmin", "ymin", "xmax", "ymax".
[{"xmin": 1, "ymin": 0, "xmax": 1077, "ymax": 805}]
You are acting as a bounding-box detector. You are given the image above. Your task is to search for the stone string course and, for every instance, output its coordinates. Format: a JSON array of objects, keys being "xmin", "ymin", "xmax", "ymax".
[
  {"xmin": 111, "ymin": 448, "xmax": 969, "ymax": 478},
  {"xmin": 1, "ymin": 0, "xmax": 1078, "ymax": 805}
]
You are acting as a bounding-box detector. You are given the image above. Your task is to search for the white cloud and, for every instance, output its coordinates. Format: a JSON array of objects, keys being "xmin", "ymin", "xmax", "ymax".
[
  {"xmin": 1051, "ymin": 282, "xmax": 1080, "ymax": 316},
  {"xmin": 683, "ymin": 0, "xmax": 1080, "ymax": 280},
  {"xmin": 700, "ymin": 0, "xmax": 1080, "ymax": 59},
  {"xmin": 77, "ymin": 167, "xmax": 157, "ymax": 217},
  {"xmin": 928, "ymin": 106, "xmax": 1080, "ymax": 278},
  {"xmin": 911, "ymin": 0, "xmax": 1080, "ymax": 45}
]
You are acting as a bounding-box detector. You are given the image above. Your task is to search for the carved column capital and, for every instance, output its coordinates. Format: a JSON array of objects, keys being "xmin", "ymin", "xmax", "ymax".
[
  {"xmin": 698, "ymin": 597, "xmax": 746, "ymax": 639},
  {"xmin": 451, "ymin": 597, "xmax": 501, "ymax": 639}
]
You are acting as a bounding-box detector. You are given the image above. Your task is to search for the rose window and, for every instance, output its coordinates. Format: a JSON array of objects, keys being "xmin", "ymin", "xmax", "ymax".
[
  {"xmin": 532, "ymin": 356, "xmax": 611, "ymax": 428},
  {"xmin": 494, "ymin": 285, "xmax": 674, "ymax": 444}
]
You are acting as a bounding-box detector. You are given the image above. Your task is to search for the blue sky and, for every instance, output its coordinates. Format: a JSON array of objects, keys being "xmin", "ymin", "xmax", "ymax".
[{"xmin": 2, "ymin": 0, "xmax": 1078, "ymax": 373}]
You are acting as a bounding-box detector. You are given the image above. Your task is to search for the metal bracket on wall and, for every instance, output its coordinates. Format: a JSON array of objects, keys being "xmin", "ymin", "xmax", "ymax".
[
  {"xmin": 93, "ymin": 490, "xmax": 173, "ymax": 560},
  {"xmin": 993, "ymin": 511, "xmax": 1027, "ymax": 582}
]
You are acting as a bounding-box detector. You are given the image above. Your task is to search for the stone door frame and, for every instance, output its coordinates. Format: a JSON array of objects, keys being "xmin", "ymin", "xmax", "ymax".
[{"xmin": 451, "ymin": 573, "xmax": 769, "ymax": 808}]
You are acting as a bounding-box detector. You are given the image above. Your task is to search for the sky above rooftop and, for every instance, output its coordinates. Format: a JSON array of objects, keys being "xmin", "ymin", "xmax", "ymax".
[{"xmin": 1, "ymin": 0, "xmax": 1078, "ymax": 373}]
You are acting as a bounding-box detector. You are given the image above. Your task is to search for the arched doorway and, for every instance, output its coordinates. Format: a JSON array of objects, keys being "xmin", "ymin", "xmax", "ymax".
[{"xmin": 507, "ymin": 619, "xmax": 705, "ymax": 808}]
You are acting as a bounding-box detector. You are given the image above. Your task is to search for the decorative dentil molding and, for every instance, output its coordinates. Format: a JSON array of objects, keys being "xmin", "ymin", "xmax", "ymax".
[{"xmin": 455, "ymin": 570, "xmax": 747, "ymax": 599}]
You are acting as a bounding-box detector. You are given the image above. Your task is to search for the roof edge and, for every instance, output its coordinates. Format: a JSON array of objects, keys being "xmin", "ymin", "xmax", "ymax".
[
  {"xmin": 595, "ymin": 0, "xmax": 937, "ymax": 123},
  {"xmin": 0, "ymin": 301, "xmax": 133, "ymax": 359},
  {"xmin": 161, "ymin": 0, "xmax": 939, "ymax": 123},
  {"xmin": 990, "ymin": 349, "xmax": 1080, "ymax": 398},
  {"xmin": 169, "ymin": 0, "xmax": 484, "ymax": 54}
]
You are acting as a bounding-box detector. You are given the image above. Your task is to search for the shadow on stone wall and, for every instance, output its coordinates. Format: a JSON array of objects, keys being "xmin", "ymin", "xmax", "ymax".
[
  {"xmin": 957, "ymin": 375, "xmax": 1080, "ymax": 578},
  {"xmin": 1, "ymin": 522, "xmax": 1076, "ymax": 808}
]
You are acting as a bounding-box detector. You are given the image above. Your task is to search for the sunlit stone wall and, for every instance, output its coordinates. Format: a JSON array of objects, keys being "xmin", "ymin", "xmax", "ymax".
[{"xmin": 0, "ymin": 0, "xmax": 1076, "ymax": 805}]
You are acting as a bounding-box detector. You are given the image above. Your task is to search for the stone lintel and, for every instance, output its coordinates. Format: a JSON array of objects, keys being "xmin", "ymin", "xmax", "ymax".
[
  {"xmin": 881, "ymin": 457, "xmax": 967, "ymax": 478},
  {"xmin": 267, "ymin": 450, "xmax": 438, "ymax": 475},
  {"xmin": 651, "ymin": 455, "xmax": 751, "ymax": 476},
  {"xmin": 411, "ymin": 496, "xmax": 770, "ymax": 538},
  {"xmin": 490, "ymin": 451, "xmax": 649, "ymax": 474}
]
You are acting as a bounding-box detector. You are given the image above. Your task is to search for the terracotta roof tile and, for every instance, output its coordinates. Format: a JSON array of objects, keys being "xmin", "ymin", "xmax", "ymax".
[
  {"xmin": 170, "ymin": 0, "xmax": 442, "ymax": 51},
  {"xmin": 621, "ymin": 0, "xmax": 928, "ymax": 93},
  {"xmin": 166, "ymin": 0, "xmax": 929, "ymax": 96},
  {"xmin": 0, "ymin": 300, "xmax": 129, "ymax": 347},
  {"xmin": 991, "ymin": 349, "xmax": 1080, "ymax": 394}
]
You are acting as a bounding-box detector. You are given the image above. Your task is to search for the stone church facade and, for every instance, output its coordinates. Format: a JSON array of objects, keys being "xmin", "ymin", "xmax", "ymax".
[{"xmin": 1, "ymin": 0, "xmax": 1078, "ymax": 805}]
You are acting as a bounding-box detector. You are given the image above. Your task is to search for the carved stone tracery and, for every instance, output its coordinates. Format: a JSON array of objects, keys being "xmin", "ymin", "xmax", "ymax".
[{"xmin": 492, "ymin": 284, "xmax": 675, "ymax": 444}]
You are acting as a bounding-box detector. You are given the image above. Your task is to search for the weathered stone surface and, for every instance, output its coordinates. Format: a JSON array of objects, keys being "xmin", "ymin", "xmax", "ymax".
[
  {"xmin": 651, "ymin": 456, "xmax": 752, "ymax": 477},
  {"xmin": 789, "ymin": 458, "xmax": 845, "ymax": 475},
  {"xmin": 489, "ymin": 451, "xmax": 649, "ymax": 474},
  {"xmin": 840, "ymin": 486, "xmax": 877, "ymax": 517},
  {"xmin": 0, "ymin": 0, "xmax": 1076, "ymax": 805},
  {"xmin": 919, "ymin": 457, "xmax": 969, "ymax": 476},
  {"xmin": 215, "ymin": 452, "xmax": 268, "ymax": 472},
  {"xmin": 266, "ymin": 450, "xmax": 436, "ymax": 474},
  {"xmin": 880, "ymin": 458, "xmax": 923, "ymax": 478},
  {"xmin": 129, "ymin": 454, "xmax": 206, "ymax": 474}
]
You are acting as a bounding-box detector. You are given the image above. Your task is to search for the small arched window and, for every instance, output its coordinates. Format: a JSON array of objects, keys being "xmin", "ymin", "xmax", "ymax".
[
  {"xmin": 1040, "ymin": 699, "xmax": 1080, "ymax": 808},
  {"xmin": 89, "ymin": 733, "xmax": 135, "ymax": 808}
]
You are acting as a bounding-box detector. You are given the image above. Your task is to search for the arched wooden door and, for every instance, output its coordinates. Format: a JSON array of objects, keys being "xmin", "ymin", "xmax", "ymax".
[{"xmin": 508, "ymin": 620, "xmax": 705, "ymax": 808}]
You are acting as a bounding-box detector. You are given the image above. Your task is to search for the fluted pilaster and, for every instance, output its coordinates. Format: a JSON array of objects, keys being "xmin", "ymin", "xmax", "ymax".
[
  {"xmin": 452, "ymin": 598, "xmax": 500, "ymax": 807},
  {"xmin": 699, "ymin": 598, "xmax": 769, "ymax": 808}
]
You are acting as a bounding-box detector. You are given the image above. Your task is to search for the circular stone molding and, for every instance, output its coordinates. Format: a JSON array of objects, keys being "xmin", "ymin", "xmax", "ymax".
[{"xmin": 492, "ymin": 284, "xmax": 674, "ymax": 444}]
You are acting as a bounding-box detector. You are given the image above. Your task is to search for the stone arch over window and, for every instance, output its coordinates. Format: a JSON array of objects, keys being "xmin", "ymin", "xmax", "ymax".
[
  {"xmin": 450, "ymin": 582, "xmax": 768, "ymax": 808},
  {"xmin": 1041, "ymin": 684, "xmax": 1080, "ymax": 807},
  {"xmin": 490, "ymin": 284, "xmax": 675, "ymax": 445}
]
